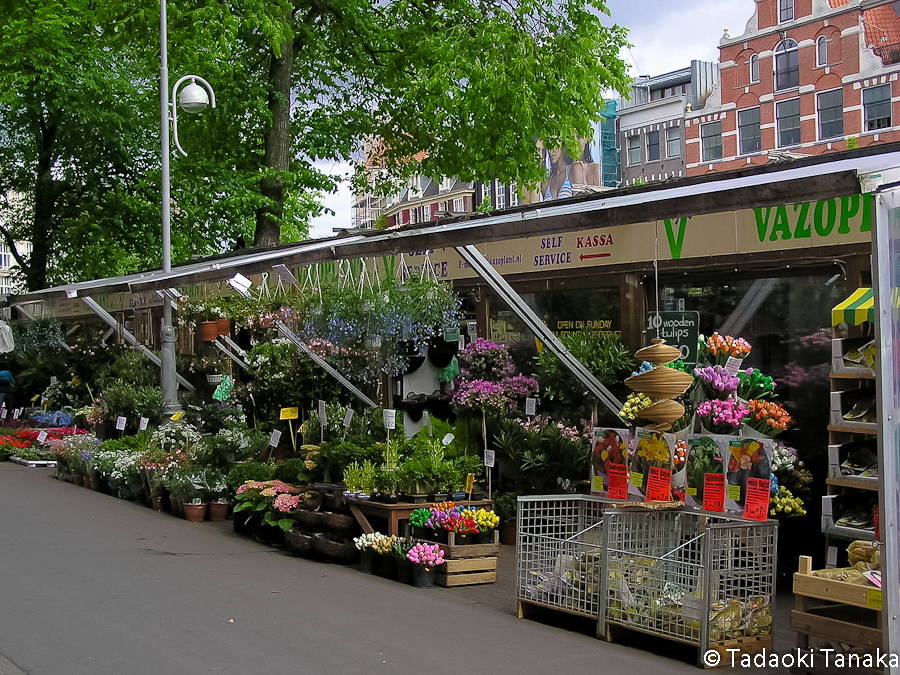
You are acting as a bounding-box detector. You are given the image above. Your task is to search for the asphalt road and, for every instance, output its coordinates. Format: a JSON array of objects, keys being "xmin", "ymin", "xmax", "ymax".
[{"xmin": 0, "ymin": 462, "xmax": 785, "ymax": 675}]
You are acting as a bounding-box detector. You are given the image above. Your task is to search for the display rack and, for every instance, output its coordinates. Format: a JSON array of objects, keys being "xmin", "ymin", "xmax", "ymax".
[
  {"xmin": 827, "ymin": 291, "xmax": 879, "ymax": 564},
  {"xmin": 515, "ymin": 495, "xmax": 777, "ymax": 668}
]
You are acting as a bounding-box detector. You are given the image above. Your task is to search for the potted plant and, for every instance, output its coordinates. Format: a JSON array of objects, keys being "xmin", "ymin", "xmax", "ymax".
[
  {"xmin": 493, "ymin": 491, "xmax": 520, "ymax": 546},
  {"xmin": 406, "ymin": 542, "xmax": 445, "ymax": 588},
  {"xmin": 183, "ymin": 471, "xmax": 209, "ymax": 522}
]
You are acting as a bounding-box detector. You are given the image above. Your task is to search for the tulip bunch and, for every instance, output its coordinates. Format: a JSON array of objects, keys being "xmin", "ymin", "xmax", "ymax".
[
  {"xmin": 746, "ymin": 400, "xmax": 792, "ymax": 436},
  {"xmin": 769, "ymin": 486, "xmax": 807, "ymax": 518},
  {"xmin": 737, "ymin": 368, "xmax": 777, "ymax": 401},
  {"xmin": 705, "ymin": 333, "xmax": 752, "ymax": 365},
  {"xmin": 406, "ymin": 542, "xmax": 445, "ymax": 568},
  {"xmin": 466, "ymin": 508, "xmax": 500, "ymax": 532},
  {"xmin": 618, "ymin": 392, "xmax": 653, "ymax": 424},
  {"xmin": 696, "ymin": 397, "xmax": 749, "ymax": 434},
  {"xmin": 694, "ymin": 365, "xmax": 739, "ymax": 398}
]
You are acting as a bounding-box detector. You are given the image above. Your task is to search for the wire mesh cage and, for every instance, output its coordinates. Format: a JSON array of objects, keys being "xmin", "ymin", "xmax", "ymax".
[
  {"xmin": 601, "ymin": 509, "xmax": 777, "ymax": 653},
  {"xmin": 516, "ymin": 495, "xmax": 607, "ymax": 618}
]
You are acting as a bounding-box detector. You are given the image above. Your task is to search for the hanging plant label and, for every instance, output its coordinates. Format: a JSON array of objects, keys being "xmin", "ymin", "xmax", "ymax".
[
  {"xmin": 484, "ymin": 449, "xmax": 496, "ymax": 468},
  {"xmin": 343, "ymin": 408, "xmax": 354, "ymax": 427},
  {"xmin": 268, "ymin": 429, "xmax": 282, "ymax": 447},
  {"xmin": 115, "ymin": 416, "xmax": 127, "ymax": 431},
  {"xmin": 50, "ymin": 376, "xmax": 58, "ymax": 386},
  {"xmin": 525, "ymin": 398, "xmax": 537, "ymax": 416},
  {"xmin": 383, "ymin": 409, "xmax": 396, "ymax": 429},
  {"xmin": 139, "ymin": 417, "xmax": 149, "ymax": 431}
]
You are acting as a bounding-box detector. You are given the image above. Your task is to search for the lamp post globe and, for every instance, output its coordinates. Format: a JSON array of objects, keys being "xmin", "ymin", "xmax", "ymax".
[{"xmin": 178, "ymin": 80, "xmax": 210, "ymax": 113}]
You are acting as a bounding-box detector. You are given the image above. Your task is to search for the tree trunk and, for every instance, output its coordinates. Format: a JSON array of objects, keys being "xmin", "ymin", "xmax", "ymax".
[
  {"xmin": 27, "ymin": 109, "xmax": 58, "ymax": 291},
  {"xmin": 254, "ymin": 34, "xmax": 295, "ymax": 248}
]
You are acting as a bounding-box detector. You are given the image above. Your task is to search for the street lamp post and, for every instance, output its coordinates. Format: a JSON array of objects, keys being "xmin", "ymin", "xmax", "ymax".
[{"xmin": 160, "ymin": 0, "xmax": 216, "ymax": 415}]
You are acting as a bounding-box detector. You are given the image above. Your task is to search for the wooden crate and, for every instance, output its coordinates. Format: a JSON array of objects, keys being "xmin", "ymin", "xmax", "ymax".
[
  {"xmin": 433, "ymin": 531, "xmax": 499, "ymax": 559},
  {"xmin": 435, "ymin": 556, "xmax": 497, "ymax": 587}
]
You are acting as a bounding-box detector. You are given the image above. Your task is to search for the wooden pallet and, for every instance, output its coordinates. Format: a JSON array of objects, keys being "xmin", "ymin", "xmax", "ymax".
[
  {"xmin": 432, "ymin": 531, "xmax": 500, "ymax": 559},
  {"xmin": 435, "ymin": 556, "xmax": 497, "ymax": 587}
]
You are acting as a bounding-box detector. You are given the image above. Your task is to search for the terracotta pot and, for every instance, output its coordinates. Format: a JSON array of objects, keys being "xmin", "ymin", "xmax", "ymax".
[
  {"xmin": 183, "ymin": 502, "xmax": 208, "ymax": 523},
  {"xmin": 151, "ymin": 495, "xmax": 164, "ymax": 511},
  {"xmin": 207, "ymin": 501, "xmax": 228, "ymax": 522},
  {"xmin": 499, "ymin": 520, "xmax": 517, "ymax": 546},
  {"xmin": 197, "ymin": 321, "xmax": 219, "ymax": 342},
  {"xmin": 216, "ymin": 317, "xmax": 231, "ymax": 336}
]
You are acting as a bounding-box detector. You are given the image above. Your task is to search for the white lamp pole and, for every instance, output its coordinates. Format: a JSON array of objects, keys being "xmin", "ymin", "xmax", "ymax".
[{"xmin": 160, "ymin": 0, "xmax": 216, "ymax": 415}]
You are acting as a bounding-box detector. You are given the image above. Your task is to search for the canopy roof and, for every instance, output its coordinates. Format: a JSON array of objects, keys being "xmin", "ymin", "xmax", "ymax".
[{"xmin": 833, "ymin": 287, "xmax": 874, "ymax": 326}]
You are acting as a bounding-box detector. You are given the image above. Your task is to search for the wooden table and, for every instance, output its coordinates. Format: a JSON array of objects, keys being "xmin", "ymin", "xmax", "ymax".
[{"xmin": 346, "ymin": 498, "xmax": 493, "ymax": 537}]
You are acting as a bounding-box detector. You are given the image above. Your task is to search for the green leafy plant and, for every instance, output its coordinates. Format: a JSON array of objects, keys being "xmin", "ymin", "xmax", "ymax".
[{"xmin": 225, "ymin": 461, "xmax": 275, "ymax": 499}]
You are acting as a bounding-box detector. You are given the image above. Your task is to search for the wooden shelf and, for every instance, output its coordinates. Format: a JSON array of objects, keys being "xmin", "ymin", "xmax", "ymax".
[
  {"xmin": 794, "ymin": 556, "xmax": 881, "ymax": 611},
  {"xmin": 831, "ymin": 370, "xmax": 875, "ymax": 379},
  {"xmin": 826, "ymin": 476, "xmax": 880, "ymax": 491},
  {"xmin": 827, "ymin": 424, "xmax": 878, "ymax": 435}
]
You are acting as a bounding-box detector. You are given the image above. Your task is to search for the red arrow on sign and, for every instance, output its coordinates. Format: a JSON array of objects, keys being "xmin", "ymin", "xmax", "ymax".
[{"xmin": 580, "ymin": 252, "xmax": 612, "ymax": 261}]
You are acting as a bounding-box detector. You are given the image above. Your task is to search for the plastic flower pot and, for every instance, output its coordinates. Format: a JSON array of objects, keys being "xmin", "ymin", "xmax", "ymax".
[{"xmin": 411, "ymin": 565, "xmax": 435, "ymax": 588}]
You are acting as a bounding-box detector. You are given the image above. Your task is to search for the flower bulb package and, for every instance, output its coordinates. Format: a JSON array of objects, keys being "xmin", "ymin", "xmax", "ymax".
[
  {"xmin": 684, "ymin": 434, "xmax": 733, "ymax": 511},
  {"xmin": 590, "ymin": 428, "xmax": 630, "ymax": 499},
  {"xmin": 724, "ymin": 437, "xmax": 773, "ymax": 515},
  {"xmin": 630, "ymin": 428, "xmax": 675, "ymax": 502}
]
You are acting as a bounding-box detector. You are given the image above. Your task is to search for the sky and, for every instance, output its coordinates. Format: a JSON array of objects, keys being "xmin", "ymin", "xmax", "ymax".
[{"xmin": 305, "ymin": 0, "xmax": 756, "ymax": 239}]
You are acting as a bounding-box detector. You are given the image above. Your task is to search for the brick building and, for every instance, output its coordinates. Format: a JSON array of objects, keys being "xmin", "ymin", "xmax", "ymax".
[{"xmin": 684, "ymin": 0, "xmax": 900, "ymax": 175}]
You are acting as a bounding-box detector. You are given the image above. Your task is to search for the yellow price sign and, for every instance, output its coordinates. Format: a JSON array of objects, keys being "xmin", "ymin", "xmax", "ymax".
[
  {"xmin": 727, "ymin": 485, "xmax": 742, "ymax": 501},
  {"xmin": 631, "ymin": 472, "xmax": 643, "ymax": 489},
  {"xmin": 465, "ymin": 473, "xmax": 475, "ymax": 493},
  {"xmin": 867, "ymin": 588, "xmax": 883, "ymax": 610},
  {"xmin": 170, "ymin": 411, "xmax": 185, "ymax": 421},
  {"xmin": 31, "ymin": 394, "xmax": 40, "ymax": 402},
  {"xmin": 592, "ymin": 476, "xmax": 604, "ymax": 492},
  {"xmin": 280, "ymin": 407, "xmax": 299, "ymax": 420}
]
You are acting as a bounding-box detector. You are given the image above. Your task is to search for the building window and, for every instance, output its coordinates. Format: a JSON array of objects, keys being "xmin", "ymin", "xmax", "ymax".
[
  {"xmin": 627, "ymin": 135, "xmax": 641, "ymax": 165},
  {"xmin": 775, "ymin": 39, "xmax": 799, "ymax": 90},
  {"xmin": 738, "ymin": 107, "xmax": 761, "ymax": 154},
  {"xmin": 864, "ymin": 84, "xmax": 892, "ymax": 131},
  {"xmin": 817, "ymin": 88, "xmax": 843, "ymax": 139},
  {"xmin": 495, "ymin": 180, "xmax": 506, "ymax": 210},
  {"xmin": 816, "ymin": 36, "xmax": 828, "ymax": 66},
  {"xmin": 777, "ymin": 98, "xmax": 801, "ymax": 147},
  {"xmin": 779, "ymin": 0, "xmax": 793, "ymax": 23},
  {"xmin": 510, "ymin": 181, "xmax": 519, "ymax": 206},
  {"xmin": 666, "ymin": 126, "xmax": 681, "ymax": 157},
  {"xmin": 701, "ymin": 121, "xmax": 723, "ymax": 162},
  {"xmin": 647, "ymin": 130, "xmax": 660, "ymax": 161},
  {"xmin": 750, "ymin": 54, "xmax": 759, "ymax": 84},
  {"xmin": 452, "ymin": 197, "xmax": 464, "ymax": 212}
]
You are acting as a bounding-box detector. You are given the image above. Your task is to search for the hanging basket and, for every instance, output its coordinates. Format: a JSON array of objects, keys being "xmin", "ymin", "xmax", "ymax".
[
  {"xmin": 217, "ymin": 318, "xmax": 231, "ymax": 336},
  {"xmin": 197, "ymin": 321, "xmax": 219, "ymax": 342}
]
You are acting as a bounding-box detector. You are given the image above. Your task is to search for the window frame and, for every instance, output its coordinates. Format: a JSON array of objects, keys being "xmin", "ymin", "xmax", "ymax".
[
  {"xmin": 864, "ymin": 83, "xmax": 892, "ymax": 131},
  {"xmin": 647, "ymin": 130, "xmax": 661, "ymax": 162},
  {"xmin": 452, "ymin": 197, "xmax": 464, "ymax": 212},
  {"xmin": 495, "ymin": 180, "xmax": 506, "ymax": 210},
  {"xmin": 510, "ymin": 181, "xmax": 519, "ymax": 207},
  {"xmin": 750, "ymin": 54, "xmax": 759, "ymax": 84},
  {"xmin": 779, "ymin": 0, "xmax": 794, "ymax": 23},
  {"xmin": 774, "ymin": 39, "xmax": 800, "ymax": 91},
  {"xmin": 817, "ymin": 88, "xmax": 844, "ymax": 140},
  {"xmin": 816, "ymin": 36, "xmax": 828, "ymax": 67},
  {"xmin": 627, "ymin": 135, "xmax": 641, "ymax": 165},
  {"xmin": 700, "ymin": 121, "xmax": 723, "ymax": 162},
  {"xmin": 738, "ymin": 106, "xmax": 762, "ymax": 155},
  {"xmin": 665, "ymin": 126, "xmax": 681, "ymax": 158},
  {"xmin": 776, "ymin": 97, "xmax": 801, "ymax": 147}
]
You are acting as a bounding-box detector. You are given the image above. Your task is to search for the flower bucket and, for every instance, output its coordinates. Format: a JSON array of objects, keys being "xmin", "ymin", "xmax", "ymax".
[
  {"xmin": 359, "ymin": 548, "xmax": 378, "ymax": 575},
  {"xmin": 411, "ymin": 565, "xmax": 435, "ymax": 588},
  {"xmin": 197, "ymin": 321, "xmax": 219, "ymax": 342},
  {"xmin": 740, "ymin": 423, "xmax": 773, "ymax": 440}
]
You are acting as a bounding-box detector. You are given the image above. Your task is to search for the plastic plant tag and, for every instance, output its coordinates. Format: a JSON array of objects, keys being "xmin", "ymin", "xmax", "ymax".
[
  {"xmin": 50, "ymin": 376, "xmax": 57, "ymax": 386},
  {"xmin": 30, "ymin": 394, "xmax": 39, "ymax": 403},
  {"xmin": 525, "ymin": 398, "xmax": 537, "ymax": 416},
  {"xmin": 465, "ymin": 473, "xmax": 475, "ymax": 493},
  {"xmin": 268, "ymin": 429, "xmax": 282, "ymax": 447},
  {"xmin": 280, "ymin": 407, "xmax": 298, "ymax": 420},
  {"xmin": 170, "ymin": 411, "xmax": 185, "ymax": 421},
  {"xmin": 318, "ymin": 399, "xmax": 327, "ymax": 423},
  {"xmin": 484, "ymin": 449, "xmax": 496, "ymax": 468},
  {"xmin": 343, "ymin": 408, "xmax": 354, "ymax": 427},
  {"xmin": 724, "ymin": 356, "xmax": 743, "ymax": 375},
  {"xmin": 37, "ymin": 431, "xmax": 48, "ymax": 444},
  {"xmin": 1, "ymin": 408, "xmax": 7, "ymax": 419},
  {"xmin": 139, "ymin": 417, "xmax": 149, "ymax": 431},
  {"xmin": 441, "ymin": 432, "xmax": 454, "ymax": 446},
  {"xmin": 13, "ymin": 409, "xmax": 19, "ymax": 420},
  {"xmin": 115, "ymin": 416, "xmax": 127, "ymax": 431},
  {"xmin": 383, "ymin": 409, "xmax": 396, "ymax": 430}
]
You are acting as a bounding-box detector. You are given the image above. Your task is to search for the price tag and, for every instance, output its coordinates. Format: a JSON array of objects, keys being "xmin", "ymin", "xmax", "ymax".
[
  {"xmin": 686, "ymin": 487, "xmax": 697, "ymax": 496},
  {"xmin": 743, "ymin": 477, "xmax": 771, "ymax": 521},
  {"xmin": 115, "ymin": 416, "xmax": 127, "ymax": 431},
  {"xmin": 268, "ymin": 429, "xmax": 282, "ymax": 447},
  {"xmin": 608, "ymin": 464, "xmax": 628, "ymax": 499},
  {"xmin": 592, "ymin": 475, "xmax": 604, "ymax": 492},
  {"xmin": 0, "ymin": 401, "xmax": 5, "ymax": 410},
  {"xmin": 867, "ymin": 588, "xmax": 883, "ymax": 610},
  {"xmin": 343, "ymin": 408, "xmax": 354, "ymax": 427},
  {"xmin": 442, "ymin": 432, "xmax": 454, "ymax": 446},
  {"xmin": 703, "ymin": 473, "xmax": 726, "ymax": 512},
  {"xmin": 139, "ymin": 417, "xmax": 149, "ymax": 431},
  {"xmin": 13, "ymin": 409, "xmax": 20, "ymax": 420},
  {"xmin": 724, "ymin": 356, "xmax": 743, "ymax": 376},
  {"xmin": 37, "ymin": 431, "xmax": 48, "ymax": 444},
  {"xmin": 1, "ymin": 408, "xmax": 8, "ymax": 419},
  {"xmin": 465, "ymin": 473, "xmax": 475, "ymax": 493},
  {"xmin": 237, "ymin": 404, "xmax": 243, "ymax": 413},
  {"xmin": 383, "ymin": 409, "xmax": 396, "ymax": 430},
  {"xmin": 525, "ymin": 398, "xmax": 537, "ymax": 416},
  {"xmin": 170, "ymin": 411, "xmax": 185, "ymax": 421},
  {"xmin": 458, "ymin": 334, "xmax": 465, "ymax": 350},
  {"xmin": 682, "ymin": 594, "xmax": 704, "ymax": 622},
  {"xmin": 318, "ymin": 400, "xmax": 327, "ymax": 424},
  {"xmin": 280, "ymin": 407, "xmax": 299, "ymax": 420},
  {"xmin": 50, "ymin": 376, "xmax": 57, "ymax": 386},
  {"xmin": 30, "ymin": 394, "xmax": 39, "ymax": 403},
  {"xmin": 727, "ymin": 484, "xmax": 742, "ymax": 501},
  {"xmin": 630, "ymin": 471, "xmax": 644, "ymax": 489},
  {"xmin": 467, "ymin": 320, "xmax": 478, "ymax": 335},
  {"xmin": 646, "ymin": 466, "xmax": 672, "ymax": 501},
  {"xmin": 484, "ymin": 449, "xmax": 496, "ymax": 468}
]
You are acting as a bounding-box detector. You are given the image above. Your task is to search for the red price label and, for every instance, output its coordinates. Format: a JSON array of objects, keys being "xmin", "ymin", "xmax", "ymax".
[
  {"xmin": 607, "ymin": 464, "xmax": 628, "ymax": 500},
  {"xmin": 703, "ymin": 473, "xmax": 726, "ymax": 512},
  {"xmin": 743, "ymin": 477, "xmax": 771, "ymax": 521},
  {"xmin": 646, "ymin": 466, "xmax": 672, "ymax": 502}
]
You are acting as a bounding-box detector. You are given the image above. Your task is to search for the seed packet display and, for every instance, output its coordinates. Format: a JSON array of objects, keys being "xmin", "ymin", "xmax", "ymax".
[
  {"xmin": 684, "ymin": 435, "xmax": 732, "ymax": 511},
  {"xmin": 590, "ymin": 428, "xmax": 630, "ymax": 499},
  {"xmin": 725, "ymin": 437, "xmax": 773, "ymax": 514},
  {"xmin": 630, "ymin": 428, "xmax": 674, "ymax": 502}
]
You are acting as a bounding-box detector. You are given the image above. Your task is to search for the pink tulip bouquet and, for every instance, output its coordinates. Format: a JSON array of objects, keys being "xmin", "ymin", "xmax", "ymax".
[
  {"xmin": 406, "ymin": 542, "xmax": 445, "ymax": 569},
  {"xmin": 696, "ymin": 397, "xmax": 749, "ymax": 435}
]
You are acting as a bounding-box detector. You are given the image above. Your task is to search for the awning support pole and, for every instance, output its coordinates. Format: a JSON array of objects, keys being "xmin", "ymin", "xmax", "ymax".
[
  {"xmin": 80, "ymin": 297, "xmax": 196, "ymax": 392},
  {"xmin": 212, "ymin": 338, "xmax": 248, "ymax": 370},
  {"xmin": 454, "ymin": 245, "xmax": 623, "ymax": 418}
]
